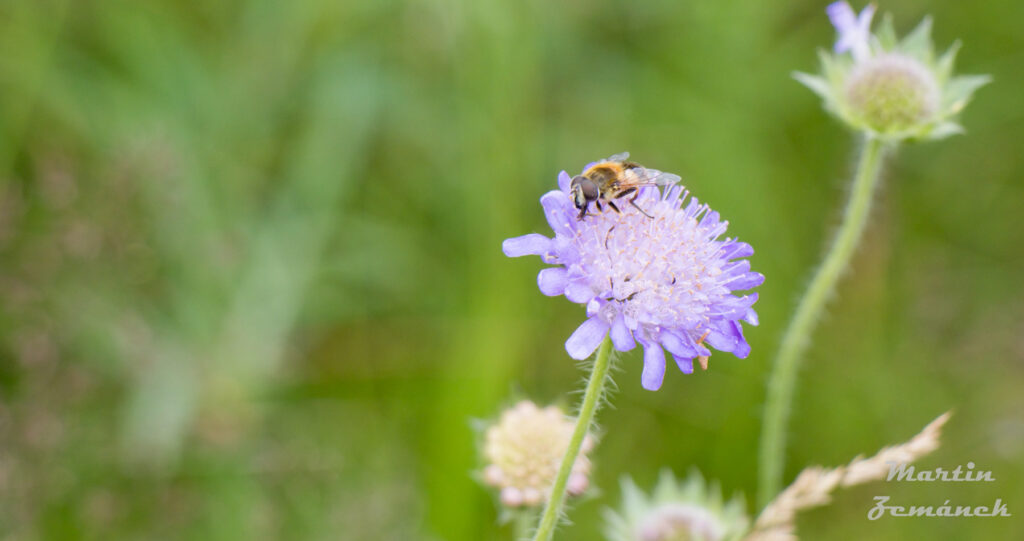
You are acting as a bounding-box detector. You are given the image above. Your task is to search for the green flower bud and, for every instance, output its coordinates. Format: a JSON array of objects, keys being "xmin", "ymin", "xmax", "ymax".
[
  {"xmin": 604, "ymin": 471, "xmax": 749, "ymax": 541},
  {"xmin": 795, "ymin": 6, "xmax": 989, "ymax": 142},
  {"xmin": 844, "ymin": 53, "xmax": 939, "ymax": 134}
]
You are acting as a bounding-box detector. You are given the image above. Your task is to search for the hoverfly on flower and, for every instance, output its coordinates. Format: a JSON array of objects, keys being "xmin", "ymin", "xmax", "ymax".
[
  {"xmin": 503, "ymin": 156, "xmax": 763, "ymax": 390},
  {"xmin": 570, "ymin": 152, "xmax": 681, "ymax": 220}
]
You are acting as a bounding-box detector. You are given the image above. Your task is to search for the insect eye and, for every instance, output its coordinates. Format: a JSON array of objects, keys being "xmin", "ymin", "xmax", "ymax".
[{"xmin": 580, "ymin": 178, "xmax": 599, "ymax": 200}]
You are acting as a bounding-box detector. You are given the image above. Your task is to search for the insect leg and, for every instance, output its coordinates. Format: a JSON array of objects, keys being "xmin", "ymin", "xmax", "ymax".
[{"xmin": 628, "ymin": 190, "xmax": 654, "ymax": 219}]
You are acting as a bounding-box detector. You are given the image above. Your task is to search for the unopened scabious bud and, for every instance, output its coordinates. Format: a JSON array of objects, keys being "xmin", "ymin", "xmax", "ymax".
[
  {"xmin": 605, "ymin": 471, "xmax": 749, "ymax": 541},
  {"xmin": 481, "ymin": 400, "xmax": 595, "ymax": 508},
  {"xmin": 797, "ymin": 2, "xmax": 989, "ymax": 141}
]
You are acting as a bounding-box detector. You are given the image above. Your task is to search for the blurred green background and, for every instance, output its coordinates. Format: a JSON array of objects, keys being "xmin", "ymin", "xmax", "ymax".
[{"xmin": 1, "ymin": 0, "xmax": 1022, "ymax": 539}]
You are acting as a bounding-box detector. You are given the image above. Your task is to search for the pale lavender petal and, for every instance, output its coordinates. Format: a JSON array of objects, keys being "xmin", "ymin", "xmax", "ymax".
[
  {"xmin": 636, "ymin": 185, "xmax": 659, "ymax": 202},
  {"xmin": 540, "ymin": 191, "xmax": 574, "ymax": 236},
  {"xmin": 549, "ymin": 236, "xmax": 576, "ymax": 264},
  {"xmin": 609, "ymin": 314, "xmax": 635, "ymax": 351},
  {"xmin": 537, "ymin": 268, "xmax": 568, "ymax": 296},
  {"xmin": 827, "ymin": 1, "xmax": 857, "ymax": 36},
  {"xmin": 727, "ymin": 272, "xmax": 765, "ymax": 290},
  {"xmin": 565, "ymin": 317, "xmax": 610, "ymax": 360},
  {"xmin": 502, "ymin": 234, "xmax": 552, "ymax": 258},
  {"xmin": 731, "ymin": 322, "xmax": 751, "ymax": 358},
  {"xmin": 660, "ymin": 331, "xmax": 697, "ymax": 358},
  {"xmin": 705, "ymin": 320, "xmax": 749, "ymax": 358},
  {"xmin": 706, "ymin": 294, "xmax": 759, "ymax": 319},
  {"xmin": 720, "ymin": 261, "xmax": 765, "ymax": 290},
  {"xmin": 720, "ymin": 259, "xmax": 751, "ymax": 277},
  {"xmin": 663, "ymin": 185, "xmax": 684, "ymax": 204},
  {"xmin": 585, "ymin": 298, "xmax": 602, "ymax": 317},
  {"xmin": 704, "ymin": 326, "xmax": 736, "ymax": 354},
  {"xmin": 828, "ymin": 1, "xmax": 874, "ymax": 61},
  {"xmin": 683, "ymin": 197, "xmax": 701, "ymax": 217},
  {"xmin": 674, "ymin": 354, "xmax": 694, "ymax": 374},
  {"xmin": 699, "ymin": 210, "xmax": 721, "ymax": 228},
  {"xmin": 720, "ymin": 241, "xmax": 754, "ymax": 259},
  {"xmin": 687, "ymin": 333, "xmax": 712, "ymax": 357},
  {"xmin": 564, "ymin": 281, "xmax": 594, "ymax": 303},
  {"xmin": 641, "ymin": 342, "xmax": 666, "ymax": 391},
  {"xmin": 557, "ymin": 170, "xmax": 572, "ymax": 193}
]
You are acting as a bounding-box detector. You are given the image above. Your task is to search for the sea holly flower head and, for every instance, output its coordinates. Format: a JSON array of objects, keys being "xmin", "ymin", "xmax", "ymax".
[
  {"xmin": 480, "ymin": 400, "xmax": 595, "ymax": 508},
  {"xmin": 604, "ymin": 470, "xmax": 749, "ymax": 541},
  {"xmin": 503, "ymin": 158, "xmax": 763, "ymax": 391},
  {"xmin": 797, "ymin": 2, "xmax": 990, "ymax": 141}
]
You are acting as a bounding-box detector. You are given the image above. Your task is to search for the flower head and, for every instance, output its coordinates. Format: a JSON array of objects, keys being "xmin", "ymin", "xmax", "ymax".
[
  {"xmin": 604, "ymin": 470, "xmax": 749, "ymax": 541},
  {"xmin": 481, "ymin": 400, "xmax": 594, "ymax": 508},
  {"xmin": 503, "ymin": 160, "xmax": 762, "ymax": 391},
  {"xmin": 797, "ymin": 2, "xmax": 989, "ymax": 140}
]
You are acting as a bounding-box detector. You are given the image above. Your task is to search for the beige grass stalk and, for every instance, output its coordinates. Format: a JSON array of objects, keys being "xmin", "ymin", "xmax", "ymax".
[{"xmin": 747, "ymin": 412, "xmax": 951, "ymax": 541}]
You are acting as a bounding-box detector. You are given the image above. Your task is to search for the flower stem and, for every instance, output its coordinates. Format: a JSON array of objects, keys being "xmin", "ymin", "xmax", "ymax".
[
  {"xmin": 532, "ymin": 334, "xmax": 614, "ymax": 541},
  {"xmin": 758, "ymin": 135, "xmax": 887, "ymax": 508}
]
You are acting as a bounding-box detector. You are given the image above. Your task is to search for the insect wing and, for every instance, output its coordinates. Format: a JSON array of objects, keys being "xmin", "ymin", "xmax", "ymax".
[
  {"xmin": 639, "ymin": 168, "xmax": 681, "ymax": 187},
  {"xmin": 605, "ymin": 151, "xmax": 630, "ymax": 162}
]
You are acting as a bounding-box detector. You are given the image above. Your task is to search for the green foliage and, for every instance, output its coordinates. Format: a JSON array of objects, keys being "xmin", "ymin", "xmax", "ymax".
[{"xmin": 0, "ymin": 1, "xmax": 1021, "ymax": 540}]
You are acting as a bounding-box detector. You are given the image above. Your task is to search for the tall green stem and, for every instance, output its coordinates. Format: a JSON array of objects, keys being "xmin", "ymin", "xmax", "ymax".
[
  {"xmin": 758, "ymin": 135, "xmax": 887, "ymax": 508},
  {"xmin": 532, "ymin": 335, "xmax": 614, "ymax": 541}
]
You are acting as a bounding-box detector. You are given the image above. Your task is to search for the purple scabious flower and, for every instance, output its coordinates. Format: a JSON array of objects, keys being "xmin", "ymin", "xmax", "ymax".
[{"xmin": 503, "ymin": 164, "xmax": 763, "ymax": 391}]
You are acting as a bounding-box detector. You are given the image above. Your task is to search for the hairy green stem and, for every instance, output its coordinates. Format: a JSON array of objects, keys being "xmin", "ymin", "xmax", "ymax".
[
  {"xmin": 532, "ymin": 335, "xmax": 614, "ymax": 541},
  {"xmin": 758, "ymin": 135, "xmax": 887, "ymax": 508}
]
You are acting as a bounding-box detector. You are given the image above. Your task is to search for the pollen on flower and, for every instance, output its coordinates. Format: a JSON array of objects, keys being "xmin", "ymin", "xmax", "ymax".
[
  {"xmin": 845, "ymin": 53, "xmax": 940, "ymax": 133},
  {"xmin": 481, "ymin": 400, "xmax": 595, "ymax": 508}
]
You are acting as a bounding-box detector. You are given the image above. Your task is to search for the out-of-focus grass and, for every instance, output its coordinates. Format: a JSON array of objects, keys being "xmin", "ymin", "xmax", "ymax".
[{"xmin": 1, "ymin": 1, "xmax": 1022, "ymax": 540}]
